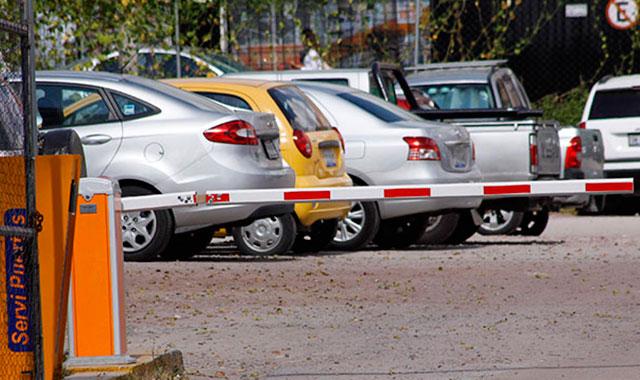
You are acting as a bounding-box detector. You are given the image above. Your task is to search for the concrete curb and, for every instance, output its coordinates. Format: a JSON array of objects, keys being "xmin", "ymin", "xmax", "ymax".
[{"xmin": 64, "ymin": 350, "xmax": 185, "ymax": 379}]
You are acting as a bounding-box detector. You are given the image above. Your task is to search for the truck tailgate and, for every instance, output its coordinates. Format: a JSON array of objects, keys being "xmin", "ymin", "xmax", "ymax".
[
  {"xmin": 536, "ymin": 125, "xmax": 561, "ymax": 177},
  {"xmin": 579, "ymin": 129, "xmax": 605, "ymax": 178},
  {"xmin": 451, "ymin": 120, "xmax": 560, "ymax": 182}
]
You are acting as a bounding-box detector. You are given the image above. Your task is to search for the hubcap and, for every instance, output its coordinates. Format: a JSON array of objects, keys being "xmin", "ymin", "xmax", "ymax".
[
  {"xmin": 334, "ymin": 202, "xmax": 365, "ymax": 243},
  {"xmin": 423, "ymin": 215, "xmax": 443, "ymax": 233},
  {"xmin": 239, "ymin": 216, "xmax": 283, "ymax": 254},
  {"xmin": 121, "ymin": 210, "xmax": 157, "ymax": 253},
  {"xmin": 481, "ymin": 209, "xmax": 514, "ymax": 232}
]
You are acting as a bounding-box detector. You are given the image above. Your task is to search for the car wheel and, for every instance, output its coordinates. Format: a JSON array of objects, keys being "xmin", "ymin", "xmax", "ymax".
[
  {"xmin": 292, "ymin": 218, "xmax": 339, "ymax": 253},
  {"xmin": 120, "ymin": 185, "xmax": 174, "ymax": 262},
  {"xmin": 478, "ymin": 209, "xmax": 524, "ymax": 235},
  {"xmin": 329, "ymin": 201, "xmax": 380, "ymax": 251},
  {"xmin": 159, "ymin": 227, "xmax": 213, "ymax": 261},
  {"xmin": 418, "ymin": 213, "xmax": 460, "ymax": 244},
  {"xmin": 444, "ymin": 210, "xmax": 480, "ymax": 244},
  {"xmin": 518, "ymin": 209, "xmax": 550, "ymax": 236},
  {"xmin": 232, "ymin": 214, "xmax": 296, "ymax": 255},
  {"xmin": 373, "ymin": 214, "xmax": 431, "ymax": 249}
]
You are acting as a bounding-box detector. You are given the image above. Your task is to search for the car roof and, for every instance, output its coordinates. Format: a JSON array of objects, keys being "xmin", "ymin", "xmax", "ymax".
[
  {"xmin": 36, "ymin": 70, "xmax": 231, "ymax": 114},
  {"xmin": 164, "ymin": 77, "xmax": 289, "ymax": 90},
  {"xmin": 594, "ymin": 74, "xmax": 640, "ymax": 91},
  {"xmin": 407, "ymin": 67, "xmax": 493, "ymax": 85},
  {"xmin": 293, "ymin": 80, "xmax": 358, "ymax": 96}
]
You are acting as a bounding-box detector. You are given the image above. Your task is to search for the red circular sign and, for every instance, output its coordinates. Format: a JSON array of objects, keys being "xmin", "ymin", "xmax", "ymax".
[{"xmin": 606, "ymin": 0, "xmax": 638, "ymax": 30}]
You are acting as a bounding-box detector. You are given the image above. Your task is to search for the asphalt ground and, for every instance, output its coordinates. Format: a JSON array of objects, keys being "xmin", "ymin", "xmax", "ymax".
[{"xmin": 124, "ymin": 214, "xmax": 640, "ymax": 379}]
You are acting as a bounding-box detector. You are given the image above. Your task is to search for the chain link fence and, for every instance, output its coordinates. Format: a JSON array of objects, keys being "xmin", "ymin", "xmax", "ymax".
[
  {"xmin": 0, "ymin": 0, "xmax": 43, "ymax": 378},
  {"xmin": 226, "ymin": 0, "xmax": 640, "ymax": 101}
]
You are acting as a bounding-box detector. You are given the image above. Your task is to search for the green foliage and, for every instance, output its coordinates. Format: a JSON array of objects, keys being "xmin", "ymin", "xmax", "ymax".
[
  {"xmin": 35, "ymin": 0, "xmax": 176, "ymax": 69},
  {"xmin": 533, "ymin": 84, "xmax": 590, "ymax": 127},
  {"xmin": 428, "ymin": 0, "xmax": 562, "ymax": 62}
]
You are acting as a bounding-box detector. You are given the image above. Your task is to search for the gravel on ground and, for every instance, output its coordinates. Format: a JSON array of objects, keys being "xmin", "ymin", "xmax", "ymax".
[{"xmin": 124, "ymin": 215, "xmax": 640, "ymax": 379}]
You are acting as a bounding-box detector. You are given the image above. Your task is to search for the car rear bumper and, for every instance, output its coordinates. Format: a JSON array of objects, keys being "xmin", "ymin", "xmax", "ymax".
[
  {"xmin": 604, "ymin": 168, "xmax": 640, "ymax": 195},
  {"xmin": 294, "ymin": 173, "xmax": 352, "ymax": 226},
  {"xmin": 162, "ymin": 156, "xmax": 297, "ymax": 233}
]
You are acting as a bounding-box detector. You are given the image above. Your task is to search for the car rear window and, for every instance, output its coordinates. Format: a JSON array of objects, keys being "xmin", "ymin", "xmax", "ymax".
[
  {"xmin": 295, "ymin": 78, "xmax": 349, "ymax": 86},
  {"xmin": 589, "ymin": 89, "xmax": 640, "ymax": 119},
  {"xmin": 337, "ymin": 92, "xmax": 423, "ymax": 123},
  {"xmin": 197, "ymin": 92, "xmax": 253, "ymax": 111},
  {"xmin": 268, "ymin": 86, "xmax": 330, "ymax": 132},
  {"xmin": 415, "ymin": 84, "xmax": 494, "ymax": 109}
]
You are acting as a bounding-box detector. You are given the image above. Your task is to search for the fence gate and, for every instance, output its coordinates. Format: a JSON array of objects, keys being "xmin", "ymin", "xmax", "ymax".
[{"xmin": 0, "ymin": 0, "xmax": 43, "ymax": 379}]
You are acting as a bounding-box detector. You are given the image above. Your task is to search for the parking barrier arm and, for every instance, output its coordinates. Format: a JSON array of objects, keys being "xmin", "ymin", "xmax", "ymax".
[{"xmin": 120, "ymin": 178, "xmax": 634, "ymax": 212}]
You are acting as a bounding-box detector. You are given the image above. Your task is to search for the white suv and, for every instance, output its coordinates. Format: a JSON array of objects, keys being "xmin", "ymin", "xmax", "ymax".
[{"xmin": 582, "ymin": 75, "xmax": 640, "ymax": 212}]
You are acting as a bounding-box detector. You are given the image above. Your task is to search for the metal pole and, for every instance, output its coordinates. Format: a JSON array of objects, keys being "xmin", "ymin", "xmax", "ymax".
[
  {"xmin": 414, "ymin": 0, "xmax": 421, "ymax": 67},
  {"xmin": 220, "ymin": 1, "xmax": 228, "ymax": 54},
  {"xmin": 21, "ymin": 0, "xmax": 44, "ymax": 378},
  {"xmin": 271, "ymin": 1, "xmax": 277, "ymax": 71},
  {"xmin": 174, "ymin": 0, "xmax": 181, "ymax": 78}
]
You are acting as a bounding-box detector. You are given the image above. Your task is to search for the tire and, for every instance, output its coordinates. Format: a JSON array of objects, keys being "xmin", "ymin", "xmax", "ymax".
[
  {"xmin": 292, "ymin": 218, "xmax": 339, "ymax": 253},
  {"xmin": 418, "ymin": 213, "xmax": 460, "ymax": 245},
  {"xmin": 478, "ymin": 209, "xmax": 524, "ymax": 236},
  {"xmin": 329, "ymin": 201, "xmax": 380, "ymax": 251},
  {"xmin": 518, "ymin": 209, "xmax": 550, "ymax": 236},
  {"xmin": 232, "ymin": 213, "xmax": 296, "ymax": 256},
  {"xmin": 120, "ymin": 185, "xmax": 174, "ymax": 262},
  {"xmin": 373, "ymin": 214, "xmax": 431, "ymax": 249},
  {"xmin": 159, "ymin": 227, "xmax": 213, "ymax": 261},
  {"xmin": 444, "ymin": 210, "xmax": 480, "ymax": 244}
]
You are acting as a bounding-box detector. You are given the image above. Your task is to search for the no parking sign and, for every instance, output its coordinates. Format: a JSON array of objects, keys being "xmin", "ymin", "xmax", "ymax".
[{"xmin": 606, "ymin": 0, "xmax": 638, "ymax": 30}]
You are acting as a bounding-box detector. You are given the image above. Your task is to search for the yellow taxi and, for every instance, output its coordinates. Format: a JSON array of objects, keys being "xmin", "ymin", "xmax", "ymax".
[{"xmin": 165, "ymin": 78, "xmax": 352, "ymax": 255}]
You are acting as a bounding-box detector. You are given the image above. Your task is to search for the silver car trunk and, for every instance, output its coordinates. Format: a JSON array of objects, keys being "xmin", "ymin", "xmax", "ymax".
[
  {"xmin": 396, "ymin": 120, "xmax": 474, "ymax": 173},
  {"xmin": 234, "ymin": 111, "xmax": 282, "ymax": 162}
]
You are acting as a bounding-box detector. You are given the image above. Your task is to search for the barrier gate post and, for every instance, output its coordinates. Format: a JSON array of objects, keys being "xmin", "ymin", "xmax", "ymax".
[{"xmin": 66, "ymin": 177, "xmax": 134, "ymax": 366}]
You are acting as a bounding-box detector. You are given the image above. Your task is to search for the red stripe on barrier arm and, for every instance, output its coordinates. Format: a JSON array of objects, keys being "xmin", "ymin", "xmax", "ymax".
[
  {"xmin": 586, "ymin": 182, "xmax": 634, "ymax": 193},
  {"xmin": 206, "ymin": 193, "xmax": 230, "ymax": 204},
  {"xmin": 383, "ymin": 188, "xmax": 431, "ymax": 198},
  {"xmin": 284, "ymin": 190, "xmax": 331, "ymax": 201},
  {"xmin": 484, "ymin": 184, "xmax": 531, "ymax": 195}
]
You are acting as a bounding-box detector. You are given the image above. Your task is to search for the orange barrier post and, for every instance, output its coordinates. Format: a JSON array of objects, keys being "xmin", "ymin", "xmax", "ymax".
[{"xmin": 66, "ymin": 177, "xmax": 133, "ymax": 366}]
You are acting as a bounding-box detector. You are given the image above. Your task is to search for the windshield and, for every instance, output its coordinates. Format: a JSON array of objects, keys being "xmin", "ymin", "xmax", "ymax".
[
  {"xmin": 338, "ymin": 91, "xmax": 424, "ymax": 123},
  {"xmin": 414, "ymin": 83, "xmax": 495, "ymax": 109}
]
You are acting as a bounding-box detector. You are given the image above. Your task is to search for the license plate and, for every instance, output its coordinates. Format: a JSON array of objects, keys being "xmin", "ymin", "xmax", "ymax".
[
  {"xmin": 263, "ymin": 140, "xmax": 279, "ymax": 159},
  {"xmin": 629, "ymin": 134, "xmax": 640, "ymax": 147},
  {"xmin": 322, "ymin": 149, "xmax": 337, "ymax": 168}
]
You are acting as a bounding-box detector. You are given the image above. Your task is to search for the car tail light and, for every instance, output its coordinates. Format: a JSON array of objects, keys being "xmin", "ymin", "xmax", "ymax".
[
  {"xmin": 332, "ymin": 127, "xmax": 345, "ymax": 152},
  {"xmin": 203, "ymin": 120, "xmax": 258, "ymax": 145},
  {"xmin": 529, "ymin": 134, "xmax": 538, "ymax": 173},
  {"xmin": 403, "ymin": 137, "xmax": 441, "ymax": 161},
  {"xmin": 578, "ymin": 121, "xmax": 586, "ymax": 129},
  {"xmin": 396, "ymin": 97, "xmax": 411, "ymax": 110},
  {"xmin": 565, "ymin": 136, "xmax": 582, "ymax": 169},
  {"xmin": 293, "ymin": 129, "xmax": 312, "ymax": 158}
]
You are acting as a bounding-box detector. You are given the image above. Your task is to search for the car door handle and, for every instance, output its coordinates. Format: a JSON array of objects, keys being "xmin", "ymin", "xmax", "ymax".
[{"xmin": 81, "ymin": 134, "xmax": 112, "ymax": 145}]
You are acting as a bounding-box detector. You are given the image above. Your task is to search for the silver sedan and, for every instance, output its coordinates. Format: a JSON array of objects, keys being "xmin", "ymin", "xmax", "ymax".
[
  {"xmin": 35, "ymin": 71, "xmax": 295, "ymax": 261},
  {"xmin": 296, "ymin": 82, "xmax": 483, "ymax": 250}
]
